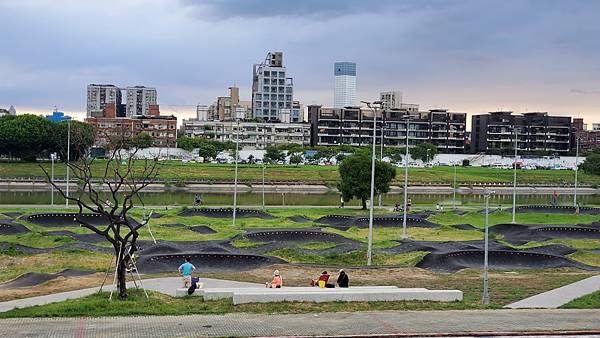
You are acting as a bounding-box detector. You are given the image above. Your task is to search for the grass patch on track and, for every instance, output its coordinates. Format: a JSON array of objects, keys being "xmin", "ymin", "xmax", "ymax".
[{"xmin": 560, "ymin": 290, "xmax": 600, "ymax": 309}]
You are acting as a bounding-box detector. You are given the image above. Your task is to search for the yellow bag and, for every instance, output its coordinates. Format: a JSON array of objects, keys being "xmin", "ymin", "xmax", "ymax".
[{"xmin": 318, "ymin": 280, "xmax": 325, "ymax": 288}]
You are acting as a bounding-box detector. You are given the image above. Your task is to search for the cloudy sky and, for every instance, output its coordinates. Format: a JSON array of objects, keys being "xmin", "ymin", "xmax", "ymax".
[{"xmin": 1, "ymin": 0, "xmax": 599, "ymax": 125}]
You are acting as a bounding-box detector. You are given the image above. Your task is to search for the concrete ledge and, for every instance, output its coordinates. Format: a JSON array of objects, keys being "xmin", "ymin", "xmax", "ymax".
[
  {"xmin": 232, "ymin": 289, "xmax": 462, "ymax": 304},
  {"xmin": 199, "ymin": 286, "xmax": 404, "ymax": 301},
  {"xmin": 174, "ymin": 283, "xmax": 204, "ymax": 297}
]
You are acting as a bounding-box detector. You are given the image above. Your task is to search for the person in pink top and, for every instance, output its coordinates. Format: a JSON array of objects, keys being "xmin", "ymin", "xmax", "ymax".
[{"xmin": 266, "ymin": 270, "xmax": 283, "ymax": 288}]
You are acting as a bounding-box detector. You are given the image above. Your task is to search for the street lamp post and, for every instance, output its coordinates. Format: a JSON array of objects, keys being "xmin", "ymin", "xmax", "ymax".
[
  {"xmin": 378, "ymin": 123, "xmax": 384, "ymax": 207},
  {"xmin": 361, "ymin": 100, "xmax": 382, "ymax": 266},
  {"xmin": 402, "ymin": 114, "xmax": 410, "ymax": 239},
  {"xmin": 426, "ymin": 148, "xmax": 430, "ymax": 164},
  {"xmin": 65, "ymin": 119, "xmax": 71, "ymax": 207},
  {"xmin": 50, "ymin": 153, "xmax": 56, "ymax": 207},
  {"xmin": 453, "ymin": 161, "xmax": 457, "ymax": 210},
  {"xmin": 511, "ymin": 127, "xmax": 518, "ymax": 224},
  {"xmin": 574, "ymin": 136, "xmax": 580, "ymax": 207},
  {"xmin": 262, "ymin": 163, "xmax": 266, "ymax": 210},
  {"xmin": 482, "ymin": 189, "xmax": 494, "ymax": 305},
  {"xmin": 232, "ymin": 119, "xmax": 240, "ymax": 227}
]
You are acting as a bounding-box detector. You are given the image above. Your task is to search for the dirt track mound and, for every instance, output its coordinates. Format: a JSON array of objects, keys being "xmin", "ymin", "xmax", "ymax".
[
  {"xmin": 189, "ymin": 226, "xmax": 217, "ymax": 234},
  {"xmin": 25, "ymin": 213, "xmax": 111, "ymax": 227},
  {"xmin": 178, "ymin": 208, "xmax": 274, "ymax": 219},
  {"xmin": 0, "ymin": 269, "xmax": 95, "ymax": 288},
  {"xmin": 137, "ymin": 240, "xmax": 236, "ymax": 256},
  {"xmin": 161, "ymin": 223, "xmax": 186, "ymax": 228},
  {"xmin": 316, "ymin": 215, "xmax": 438, "ymax": 229},
  {"xmin": 0, "ymin": 221, "xmax": 30, "ymax": 235},
  {"xmin": 416, "ymin": 250, "xmax": 598, "ymax": 272},
  {"xmin": 239, "ymin": 228, "xmax": 362, "ymax": 253},
  {"xmin": 137, "ymin": 252, "xmax": 285, "ymax": 273},
  {"xmin": 491, "ymin": 223, "xmax": 600, "ymax": 245},
  {"xmin": 516, "ymin": 205, "xmax": 600, "ymax": 215}
]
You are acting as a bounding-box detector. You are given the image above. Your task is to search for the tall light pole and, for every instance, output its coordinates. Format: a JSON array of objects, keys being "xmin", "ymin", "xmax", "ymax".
[
  {"xmin": 262, "ymin": 163, "xmax": 266, "ymax": 210},
  {"xmin": 232, "ymin": 119, "xmax": 240, "ymax": 227},
  {"xmin": 453, "ymin": 161, "xmax": 457, "ymax": 210},
  {"xmin": 402, "ymin": 114, "xmax": 411, "ymax": 239},
  {"xmin": 574, "ymin": 136, "xmax": 580, "ymax": 207},
  {"xmin": 361, "ymin": 100, "xmax": 382, "ymax": 266},
  {"xmin": 50, "ymin": 153, "xmax": 56, "ymax": 207},
  {"xmin": 511, "ymin": 127, "xmax": 518, "ymax": 224},
  {"xmin": 65, "ymin": 119, "xmax": 71, "ymax": 207},
  {"xmin": 482, "ymin": 189, "xmax": 494, "ymax": 305},
  {"xmin": 426, "ymin": 148, "xmax": 430, "ymax": 164},
  {"xmin": 378, "ymin": 120, "xmax": 385, "ymax": 207}
]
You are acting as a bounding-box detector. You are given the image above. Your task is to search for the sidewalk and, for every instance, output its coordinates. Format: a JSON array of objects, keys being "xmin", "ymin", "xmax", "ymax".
[
  {"xmin": 0, "ymin": 309, "xmax": 599, "ymax": 337},
  {"xmin": 506, "ymin": 275, "xmax": 600, "ymax": 309}
]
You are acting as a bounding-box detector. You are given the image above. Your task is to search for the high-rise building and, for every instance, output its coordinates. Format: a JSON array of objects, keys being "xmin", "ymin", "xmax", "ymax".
[
  {"xmin": 87, "ymin": 84, "xmax": 122, "ymax": 117},
  {"xmin": 216, "ymin": 86, "xmax": 251, "ymax": 121},
  {"xmin": 334, "ymin": 62, "xmax": 356, "ymax": 108},
  {"xmin": 252, "ymin": 52, "xmax": 294, "ymax": 121},
  {"xmin": 196, "ymin": 105, "xmax": 209, "ymax": 121},
  {"xmin": 126, "ymin": 86, "xmax": 157, "ymax": 117}
]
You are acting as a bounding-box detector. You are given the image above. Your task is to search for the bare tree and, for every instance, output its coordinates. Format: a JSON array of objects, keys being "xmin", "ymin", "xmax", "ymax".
[{"xmin": 41, "ymin": 133, "xmax": 159, "ymax": 299}]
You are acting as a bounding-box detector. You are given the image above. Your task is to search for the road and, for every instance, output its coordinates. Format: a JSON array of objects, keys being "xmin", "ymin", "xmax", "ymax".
[{"xmin": 1, "ymin": 309, "xmax": 599, "ymax": 337}]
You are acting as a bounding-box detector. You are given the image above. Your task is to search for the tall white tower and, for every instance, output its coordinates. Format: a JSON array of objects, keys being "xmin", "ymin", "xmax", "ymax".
[{"xmin": 334, "ymin": 62, "xmax": 357, "ymax": 108}]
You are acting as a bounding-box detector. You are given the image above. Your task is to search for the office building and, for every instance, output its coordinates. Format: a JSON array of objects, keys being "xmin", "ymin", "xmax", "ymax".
[
  {"xmin": 126, "ymin": 86, "xmax": 157, "ymax": 117},
  {"xmin": 470, "ymin": 111, "xmax": 571, "ymax": 154},
  {"xmin": 308, "ymin": 106, "xmax": 466, "ymax": 153},
  {"xmin": 334, "ymin": 62, "xmax": 357, "ymax": 108},
  {"xmin": 252, "ymin": 52, "xmax": 294, "ymax": 121},
  {"xmin": 87, "ymin": 84, "xmax": 123, "ymax": 117},
  {"xmin": 182, "ymin": 120, "xmax": 310, "ymax": 149}
]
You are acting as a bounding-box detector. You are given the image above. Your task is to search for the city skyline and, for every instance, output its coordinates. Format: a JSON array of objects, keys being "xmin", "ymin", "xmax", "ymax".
[{"xmin": 1, "ymin": 0, "xmax": 599, "ymax": 124}]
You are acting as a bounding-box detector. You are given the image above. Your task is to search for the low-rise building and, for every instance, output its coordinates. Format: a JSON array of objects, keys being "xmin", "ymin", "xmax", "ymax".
[
  {"xmin": 308, "ymin": 105, "xmax": 466, "ymax": 153},
  {"xmin": 471, "ymin": 111, "xmax": 572, "ymax": 154},
  {"xmin": 46, "ymin": 111, "xmax": 72, "ymax": 122},
  {"xmin": 182, "ymin": 120, "xmax": 310, "ymax": 149}
]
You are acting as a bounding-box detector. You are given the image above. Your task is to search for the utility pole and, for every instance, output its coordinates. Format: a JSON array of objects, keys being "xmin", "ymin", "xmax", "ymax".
[
  {"xmin": 512, "ymin": 127, "xmax": 518, "ymax": 224},
  {"xmin": 379, "ymin": 122, "xmax": 384, "ymax": 207},
  {"xmin": 574, "ymin": 136, "xmax": 579, "ymax": 207},
  {"xmin": 482, "ymin": 189, "xmax": 494, "ymax": 305},
  {"xmin": 232, "ymin": 119, "xmax": 240, "ymax": 227},
  {"xmin": 402, "ymin": 114, "xmax": 411, "ymax": 239}
]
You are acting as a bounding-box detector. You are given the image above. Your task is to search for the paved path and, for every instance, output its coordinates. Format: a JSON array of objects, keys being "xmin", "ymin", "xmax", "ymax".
[
  {"xmin": 0, "ymin": 309, "xmax": 599, "ymax": 337},
  {"xmin": 506, "ymin": 275, "xmax": 600, "ymax": 309},
  {"xmin": 0, "ymin": 277, "xmax": 261, "ymax": 313}
]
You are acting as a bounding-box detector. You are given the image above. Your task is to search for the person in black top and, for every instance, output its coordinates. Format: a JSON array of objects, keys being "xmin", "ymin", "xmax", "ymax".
[{"xmin": 336, "ymin": 269, "xmax": 349, "ymax": 288}]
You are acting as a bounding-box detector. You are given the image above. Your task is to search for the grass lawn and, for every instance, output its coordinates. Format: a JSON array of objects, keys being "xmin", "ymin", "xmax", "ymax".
[
  {"xmin": 560, "ymin": 290, "xmax": 600, "ymax": 309},
  {"xmin": 0, "ymin": 267, "xmax": 594, "ymax": 318},
  {"xmin": 0, "ymin": 161, "xmax": 594, "ymax": 185}
]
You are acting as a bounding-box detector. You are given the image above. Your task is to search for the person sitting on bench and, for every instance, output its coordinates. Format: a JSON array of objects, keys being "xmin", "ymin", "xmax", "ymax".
[
  {"xmin": 266, "ymin": 270, "xmax": 283, "ymax": 288},
  {"xmin": 311, "ymin": 271, "xmax": 334, "ymax": 288},
  {"xmin": 336, "ymin": 269, "xmax": 349, "ymax": 288}
]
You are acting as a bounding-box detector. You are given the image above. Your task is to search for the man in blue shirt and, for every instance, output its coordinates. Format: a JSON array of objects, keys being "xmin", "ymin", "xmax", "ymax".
[{"xmin": 178, "ymin": 257, "xmax": 196, "ymax": 288}]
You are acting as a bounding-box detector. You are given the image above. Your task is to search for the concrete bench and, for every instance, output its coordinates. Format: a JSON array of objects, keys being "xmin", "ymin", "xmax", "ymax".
[
  {"xmin": 200, "ymin": 286, "xmax": 405, "ymax": 301},
  {"xmin": 174, "ymin": 283, "xmax": 204, "ymax": 297},
  {"xmin": 232, "ymin": 288, "xmax": 462, "ymax": 305}
]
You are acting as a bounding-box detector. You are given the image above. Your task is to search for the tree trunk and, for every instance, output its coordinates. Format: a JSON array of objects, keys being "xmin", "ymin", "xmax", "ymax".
[
  {"xmin": 115, "ymin": 243, "xmax": 128, "ymax": 299},
  {"xmin": 361, "ymin": 198, "xmax": 367, "ymax": 209}
]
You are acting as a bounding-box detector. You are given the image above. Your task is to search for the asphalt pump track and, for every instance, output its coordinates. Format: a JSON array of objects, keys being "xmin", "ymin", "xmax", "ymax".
[
  {"xmin": 178, "ymin": 208, "xmax": 274, "ymax": 219},
  {"xmin": 490, "ymin": 223, "xmax": 600, "ymax": 245}
]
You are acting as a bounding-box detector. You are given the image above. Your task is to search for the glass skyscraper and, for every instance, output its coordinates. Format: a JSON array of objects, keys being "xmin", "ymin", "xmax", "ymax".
[{"xmin": 334, "ymin": 62, "xmax": 357, "ymax": 108}]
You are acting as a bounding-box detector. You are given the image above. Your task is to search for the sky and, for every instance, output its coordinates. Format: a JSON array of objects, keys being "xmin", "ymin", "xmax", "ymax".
[{"xmin": 1, "ymin": 0, "xmax": 599, "ymax": 126}]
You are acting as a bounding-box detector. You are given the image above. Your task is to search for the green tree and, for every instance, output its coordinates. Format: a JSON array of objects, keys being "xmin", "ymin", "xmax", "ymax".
[
  {"xmin": 409, "ymin": 143, "xmax": 438, "ymax": 163},
  {"xmin": 581, "ymin": 151, "xmax": 600, "ymax": 175},
  {"xmin": 177, "ymin": 136, "xmax": 196, "ymax": 151},
  {"xmin": 338, "ymin": 153, "xmax": 396, "ymax": 209},
  {"xmin": 197, "ymin": 142, "xmax": 217, "ymax": 162},
  {"xmin": 131, "ymin": 132, "xmax": 153, "ymax": 149},
  {"xmin": 0, "ymin": 114, "xmax": 55, "ymax": 161},
  {"xmin": 289, "ymin": 153, "xmax": 303, "ymax": 165},
  {"xmin": 264, "ymin": 145, "xmax": 284, "ymax": 164},
  {"xmin": 51, "ymin": 120, "xmax": 96, "ymax": 161}
]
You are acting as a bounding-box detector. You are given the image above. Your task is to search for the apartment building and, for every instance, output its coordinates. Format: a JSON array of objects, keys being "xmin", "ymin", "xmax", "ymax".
[
  {"xmin": 182, "ymin": 120, "xmax": 310, "ymax": 149},
  {"xmin": 471, "ymin": 111, "xmax": 571, "ymax": 154},
  {"xmin": 87, "ymin": 84, "xmax": 123, "ymax": 117},
  {"xmin": 126, "ymin": 86, "xmax": 157, "ymax": 117},
  {"xmin": 308, "ymin": 106, "xmax": 467, "ymax": 153},
  {"xmin": 251, "ymin": 52, "xmax": 294, "ymax": 121},
  {"xmin": 86, "ymin": 114, "xmax": 177, "ymax": 147}
]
